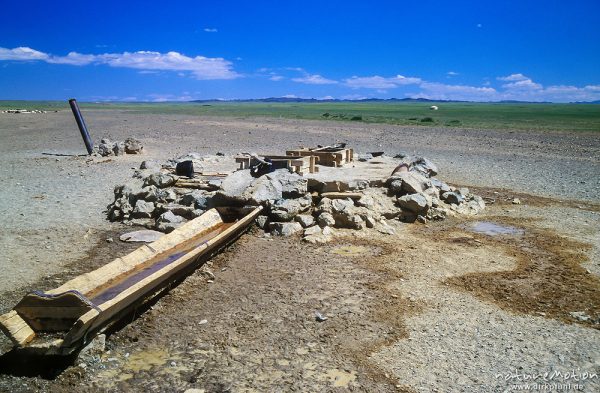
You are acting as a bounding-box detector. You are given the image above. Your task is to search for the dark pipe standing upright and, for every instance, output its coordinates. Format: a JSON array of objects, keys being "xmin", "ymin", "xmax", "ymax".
[{"xmin": 68, "ymin": 98, "xmax": 94, "ymax": 155}]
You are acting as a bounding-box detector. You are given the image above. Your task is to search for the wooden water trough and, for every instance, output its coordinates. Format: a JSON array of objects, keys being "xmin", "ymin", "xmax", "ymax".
[{"xmin": 0, "ymin": 206, "xmax": 262, "ymax": 356}]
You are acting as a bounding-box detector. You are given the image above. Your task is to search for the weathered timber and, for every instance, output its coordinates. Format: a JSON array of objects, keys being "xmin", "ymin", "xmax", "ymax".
[{"xmin": 0, "ymin": 206, "xmax": 262, "ymax": 355}]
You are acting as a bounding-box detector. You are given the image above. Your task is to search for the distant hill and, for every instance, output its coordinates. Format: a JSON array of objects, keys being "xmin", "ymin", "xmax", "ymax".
[
  {"xmin": 571, "ymin": 100, "xmax": 600, "ymax": 104},
  {"xmin": 190, "ymin": 97, "xmax": 466, "ymax": 104},
  {"xmin": 190, "ymin": 97, "xmax": 600, "ymax": 104}
]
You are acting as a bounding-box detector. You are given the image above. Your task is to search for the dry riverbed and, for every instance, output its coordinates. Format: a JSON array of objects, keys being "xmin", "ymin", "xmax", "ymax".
[{"xmin": 0, "ymin": 111, "xmax": 598, "ymax": 392}]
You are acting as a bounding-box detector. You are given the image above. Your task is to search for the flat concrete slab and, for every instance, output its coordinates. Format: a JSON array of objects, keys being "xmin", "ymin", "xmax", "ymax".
[{"xmin": 304, "ymin": 156, "xmax": 398, "ymax": 192}]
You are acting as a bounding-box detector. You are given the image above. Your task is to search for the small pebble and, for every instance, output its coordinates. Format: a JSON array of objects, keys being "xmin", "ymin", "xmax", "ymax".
[{"xmin": 315, "ymin": 311, "xmax": 328, "ymax": 322}]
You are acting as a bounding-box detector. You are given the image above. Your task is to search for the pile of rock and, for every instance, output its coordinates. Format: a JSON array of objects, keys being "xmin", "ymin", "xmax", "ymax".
[
  {"xmin": 106, "ymin": 153, "xmax": 485, "ymax": 242},
  {"xmin": 107, "ymin": 154, "xmax": 226, "ymax": 232},
  {"xmin": 94, "ymin": 137, "xmax": 143, "ymax": 157},
  {"xmin": 385, "ymin": 156, "xmax": 485, "ymax": 222}
]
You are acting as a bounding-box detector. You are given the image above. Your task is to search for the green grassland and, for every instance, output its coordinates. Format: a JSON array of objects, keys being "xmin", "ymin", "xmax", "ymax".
[{"xmin": 1, "ymin": 100, "xmax": 599, "ymax": 132}]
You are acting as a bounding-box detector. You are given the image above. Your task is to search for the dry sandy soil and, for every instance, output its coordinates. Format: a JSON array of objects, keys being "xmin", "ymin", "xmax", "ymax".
[{"xmin": 0, "ymin": 110, "xmax": 599, "ymax": 392}]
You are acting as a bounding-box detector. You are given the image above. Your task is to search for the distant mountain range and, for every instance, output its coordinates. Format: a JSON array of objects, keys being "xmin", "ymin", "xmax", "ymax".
[
  {"xmin": 190, "ymin": 97, "xmax": 599, "ymax": 104},
  {"xmin": 190, "ymin": 97, "xmax": 458, "ymax": 103}
]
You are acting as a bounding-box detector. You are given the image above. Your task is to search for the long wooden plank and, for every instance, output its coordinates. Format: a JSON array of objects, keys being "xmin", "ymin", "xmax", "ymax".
[
  {"xmin": 47, "ymin": 209, "xmax": 223, "ymax": 297},
  {"xmin": 61, "ymin": 206, "xmax": 262, "ymax": 348}
]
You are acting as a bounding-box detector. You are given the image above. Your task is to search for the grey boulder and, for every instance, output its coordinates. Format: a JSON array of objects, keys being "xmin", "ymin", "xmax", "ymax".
[
  {"xmin": 397, "ymin": 193, "xmax": 431, "ymax": 214},
  {"xmin": 124, "ymin": 138, "xmax": 143, "ymax": 154},
  {"xmin": 269, "ymin": 222, "xmax": 303, "ymax": 236},
  {"xmin": 132, "ymin": 200, "xmax": 155, "ymax": 218}
]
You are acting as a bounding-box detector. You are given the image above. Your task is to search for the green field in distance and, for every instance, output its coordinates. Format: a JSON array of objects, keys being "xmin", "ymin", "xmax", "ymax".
[{"xmin": 1, "ymin": 100, "xmax": 599, "ymax": 132}]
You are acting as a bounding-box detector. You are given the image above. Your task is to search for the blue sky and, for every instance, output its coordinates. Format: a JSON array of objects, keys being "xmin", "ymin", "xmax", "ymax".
[{"xmin": 1, "ymin": 0, "xmax": 599, "ymax": 102}]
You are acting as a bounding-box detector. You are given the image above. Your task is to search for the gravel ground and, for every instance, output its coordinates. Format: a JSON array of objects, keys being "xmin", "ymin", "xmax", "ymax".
[{"xmin": 0, "ymin": 110, "xmax": 598, "ymax": 392}]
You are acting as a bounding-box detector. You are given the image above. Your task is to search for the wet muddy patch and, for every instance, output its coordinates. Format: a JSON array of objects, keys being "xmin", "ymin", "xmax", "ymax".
[
  {"xmin": 421, "ymin": 216, "xmax": 600, "ymax": 328},
  {"xmin": 467, "ymin": 221, "xmax": 524, "ymax": 236},
  {"xmin": 466, "ymin": 185, "xmax": 600, "ymax": 213},
  {"xmin": 0, "ymin": 229, "xmax": 140, "ymax": 315},
  {"xmin": 52, "ymin": 232, "xmax": 419, "ymax": 392}
]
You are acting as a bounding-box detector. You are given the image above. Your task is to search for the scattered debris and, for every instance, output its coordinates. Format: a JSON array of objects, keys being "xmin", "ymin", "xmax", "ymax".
[
  {"xmin": 124, "ymin": 137, "xmax": 144, "ymax": 154},
  {"xmin": 1, "ymin": 109, "xmax": 48, "ymax": 114},
  {"xmin": 94, "ymin": 137, "xmax": 144, "ymax": 157},
  {"xmin": 315, "ymin": 311, "xmax": 328, "ymax": 322},
  {"xmin": 568, "ymin": 311, "xmax": 598, "ymax": 324},
  {"xmin": 286, "ymin": 144, "xmax": 353, "ymax": 167}
]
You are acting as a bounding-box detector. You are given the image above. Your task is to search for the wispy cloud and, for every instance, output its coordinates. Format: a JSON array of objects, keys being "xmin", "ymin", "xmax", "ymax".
[
  {"xmin": 0, "ymin": 46, "xmax": 48, "ymax": 61},
  {"xmin": 340, "ymin": 94, "xmax": 368, "ymax": 100},
  {"xmin": 502, "ymin": 78, "xmax": 543, "ymax": 90},
  {"xmin": 0, "ymin": 46, "xmax": 239, "ymax": 80},
  {"xmin": 415, "ymin": 82, "xmax": 497, "ymax": 101},
  {"xmin": 419, "ymin": 75, "xmax": 600, "ymax": 102},
  {"xmin": 147, "ymin": 93, "xmax": 197, "ymax": 102},
  {"xmin": 447, "ymin": 71, "xmax": 459, "ymax": 76},
  {"xmin": 497, "ymin": 73, "xmax": 529, "ymax": 82},
  {"xmin": 203, "ymin": 28, "xmax": 218, "ymax": 33},
  {"xmin": 291, "ymin": 74, "xmax": 337, "ymax": 85},
  {"xmin": 498, "ymin": 74, "xmax": 543, "ymax": 90},
  {"xmin": 269, "ymin": 75, "xmax": 284, "ymax": 81},
  {"xmin": 344, "ymin": 74, "xmax": 421, "ymax": 89}
]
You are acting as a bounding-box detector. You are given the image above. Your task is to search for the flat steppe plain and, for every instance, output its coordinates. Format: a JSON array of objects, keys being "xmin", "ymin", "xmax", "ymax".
[{"xmin": 0, "ymin": 110, "xmax": 599, "ymax": 392}]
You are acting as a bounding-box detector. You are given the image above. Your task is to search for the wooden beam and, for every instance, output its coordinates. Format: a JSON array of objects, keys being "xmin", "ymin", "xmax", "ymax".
[
  {"xmin": 0, "ymin": 311, "xmax": 35, "ymax": 346},
  {"xmin": 320, "ymin": 192, "xmax": 363, "ymax": 199}
]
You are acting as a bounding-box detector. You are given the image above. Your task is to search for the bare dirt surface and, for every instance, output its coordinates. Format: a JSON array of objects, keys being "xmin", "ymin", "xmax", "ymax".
[{"xmin": 0, "ymin": 110, "xmax": 599, "ymax": 392}]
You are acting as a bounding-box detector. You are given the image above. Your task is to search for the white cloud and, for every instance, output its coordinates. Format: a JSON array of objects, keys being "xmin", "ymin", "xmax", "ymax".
[
  {"xmin": 498, "ymin": 74, "xmax": 543, "ymax": 90},
  {"xmin": 416, "ymin": 75, "xmax": 600, "ymax": 102},
  {"xmin": 46, "ymin": 51, "xmax": 97, "ymax": 65},
  {"xmin": 147, "ymin": 93, "xmax": 196, "ymax": 102},
  {"xmin": 502, "ymin": 78, "xmax": 543, "ymax": 90},
  {"xmin": 501, "ymin": 83, "xmax": 600, "ymax": 102},
  {"xmin": 344, "ymin": 74, "xmax": 421, "ymax": 89},
  {"xmin": 417, "ymin": 82, "xmax": 497, "ymax": 101},
  {"xmin": 269, "ymin": 75, "xmax": 284, "ymax": 81},
  {"xmin": 447, "ymin": 71, "xmax": 459, "ymax": 76},
  {"xmin": 498, "ymin": 73, "xmax": 529, "ymax": 82},
  {"xmin": 203, "ymin": 28, "xmax": 218, "ymax": 33},
  {"xmin": 0, "ymin": 46, "xmax": 239, "ymax": 80},
  {"xmin": 0, "ymin": 46, "xmax": 49, "ymax": 61},
  {"xmin": 341, "ymin": 94, "xmax": 368, "ymax": 100},
  {"xmin": 291, "ymin": 74, "xmax": 337, "ymax": 85},
  {"xmin": 99, "ymin": 51, "xmax": 238, "ymax": 80}
]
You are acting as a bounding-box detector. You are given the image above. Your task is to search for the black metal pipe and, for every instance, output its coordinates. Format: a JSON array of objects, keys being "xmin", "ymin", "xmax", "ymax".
[{"xmin": 68, "ymin": 98, "xmax": 94, "ymax": 155}]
